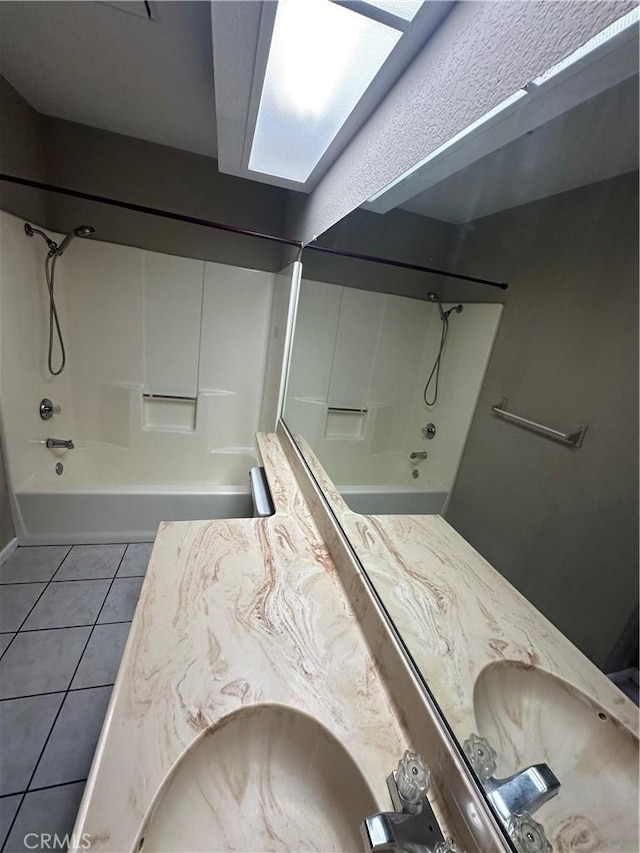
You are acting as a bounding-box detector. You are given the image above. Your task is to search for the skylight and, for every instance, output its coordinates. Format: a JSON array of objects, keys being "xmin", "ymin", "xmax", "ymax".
[{"xmin": 249, "ymin": 0, "xmax": 402, "ymax": 183}]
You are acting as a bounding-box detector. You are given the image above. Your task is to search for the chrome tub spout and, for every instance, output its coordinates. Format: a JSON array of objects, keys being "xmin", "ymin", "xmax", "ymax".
[{"xmin": 46, "ymin": 438, "xmax": 74, "ymax": 450}]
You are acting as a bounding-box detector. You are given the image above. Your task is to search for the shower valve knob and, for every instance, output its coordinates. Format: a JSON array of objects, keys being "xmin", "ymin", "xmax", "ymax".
[
  {"xmin": 39, "ymin": 398, "xmax": 61, "ymax": 420},
  {"xmin": 422, "ymin": 423, "xmax": 436, "ymax": 439}
]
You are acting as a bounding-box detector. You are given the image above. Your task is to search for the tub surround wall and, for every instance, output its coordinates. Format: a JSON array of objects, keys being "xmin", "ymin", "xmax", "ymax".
[
  {"xmin": 72, "ymin": 431, "xmax": 509, "ymax": 853},
  {"xmin": 0, "ymin": 209, "xmax": 286, "ymax": 542},
  {"xmin": 285, "ymin": 277, "xmax": 501, "ymax": 493},
  {"xmin": 0, "ymin": 211, "xmax": 76, "ymax": 497},
  {"xmin": 57, "ymin": 236, "xmax": 274, "ymax": 457},
  {"xmin": 258, "ymin": 261, "xmax": 301, "ymax": 432}
]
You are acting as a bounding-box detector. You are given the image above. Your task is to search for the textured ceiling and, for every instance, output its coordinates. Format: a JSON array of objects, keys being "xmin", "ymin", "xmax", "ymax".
[
  {"xmin": 0, "ymin": 1, "xmax": 217, "ymax": 158},
  {"xmin": 297, "ymin": 0, "xmax": 637, "ymax": 242}
]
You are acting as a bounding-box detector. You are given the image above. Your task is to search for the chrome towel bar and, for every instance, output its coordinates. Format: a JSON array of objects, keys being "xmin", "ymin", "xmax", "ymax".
[{"xmin": 492, "ymin": 398, "xmax": 587, "ymax": 448}]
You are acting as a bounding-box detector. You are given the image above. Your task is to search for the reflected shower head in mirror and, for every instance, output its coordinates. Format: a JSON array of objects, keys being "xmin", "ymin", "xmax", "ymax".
[
  {"xmin": 443, "ymin": 304, "xmax": 463, "ymax": 319},
  {"xmin": 425, "ymin": 291, "xmax": 463, "ymax": 321},
  {"xmin": 423, "ymin": 292, "xmax": 463, "ymax": 406},
  {"xmin": 426, "ymin": 291, "xmax": 445, "ymax": 322}
]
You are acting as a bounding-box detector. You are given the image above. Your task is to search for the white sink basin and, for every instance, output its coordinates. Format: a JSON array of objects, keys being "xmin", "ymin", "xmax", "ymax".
[
  {"xmin": 135, "ymin": 703, "xmax": 378, "ymax": 852},
  {"xmin": 473, "ymin": 661, "xmax": 639, "ymax": 852}
]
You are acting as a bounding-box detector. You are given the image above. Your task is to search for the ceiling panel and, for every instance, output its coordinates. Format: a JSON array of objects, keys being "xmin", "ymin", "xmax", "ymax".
[{"xmin": 0, "ymin": 0, "xmax": 217, "ymax": 158}]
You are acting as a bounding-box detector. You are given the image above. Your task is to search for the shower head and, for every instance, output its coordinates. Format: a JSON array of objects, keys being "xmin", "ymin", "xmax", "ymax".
[
  {"xmin": 24, "ymin": 223, "xmax": 58, "ymax": 254},
  {"xmin": 443, "ymin": 304, "xmax": 463, "ymax": 319},
  {"xmin": 425, "ymin": 291, "xmax": 463, "ymax": 321},
  {"xmin": 55, "ymin": 225, "xmax": 96, "ymax": 256},
  {"xmin": 25, "ymin": 222, "xmax": 96, "ymax": 257},
  {"xmin": 426, "ymin": 290, "xmax": 446, "ymax": 322}
]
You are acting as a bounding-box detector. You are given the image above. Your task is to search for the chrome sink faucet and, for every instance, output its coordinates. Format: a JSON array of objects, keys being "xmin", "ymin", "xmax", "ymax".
[
  {"xmin": 361, "ymin": 751, "xmax": 460, "ymax": 853},
  {"xmin": 46, "ymin": 438, "xmax": 74, "ymax": 450},
  {"xmin": 485, "ymin": 764, "xmax": 560, "ymax": 825},
  {"xmin": 463, "ymin": 734, "xmax": 559, "ymax": 853}
]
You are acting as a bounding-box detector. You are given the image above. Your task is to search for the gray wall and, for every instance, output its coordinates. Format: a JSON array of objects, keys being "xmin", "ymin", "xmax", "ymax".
[
  {"xmin": 445, "ymin": 172, "xmax": 639, "ymax": 669},
  {"xmin": 0, "ymin": 76, "xmax": 302, "ymax": 272},
  {"xmin": 301, "ymin": 206, "xmax": 461, "ymax": 300},
  {"xmin": 0, "ymin": 75, "xmax": 48, "ymax": 224},
  {"xmin": 0, "ymin": 440, "xmax": 15, "ymax": 550}
]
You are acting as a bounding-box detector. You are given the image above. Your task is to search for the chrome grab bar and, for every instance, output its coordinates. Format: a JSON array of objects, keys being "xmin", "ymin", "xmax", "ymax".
[
  {"xmin": 492, "ymin": 398, "xmax": 587, "ymax": 448},
  {"xmin": 327, "ymin": 406, "xmax": 368, "ymax": 414}
]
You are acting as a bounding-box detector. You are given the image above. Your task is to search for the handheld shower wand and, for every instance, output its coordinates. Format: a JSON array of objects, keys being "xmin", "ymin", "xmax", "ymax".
[
  {"xmin": 24, "ymin": 222, "xmax": 96, "ymax": 375},
  {"xmin": 423, "ymin": 292, "xmax": 463, "ymax": 406},
  {"xmin": 426, "ymin": 291, "xmax": 463, "ymax": 322},
  {"xmin": 25, "ymin": 222, "xmax": 95, "ymax": 257},
  {"xmin": 55, "ymin": 224, "xmax": 95, "ymax": 257}
]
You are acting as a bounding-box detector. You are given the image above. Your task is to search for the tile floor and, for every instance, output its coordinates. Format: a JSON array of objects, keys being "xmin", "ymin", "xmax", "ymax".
[{"xmin": 0, "ymin": 543, "xmax": 152, "ymax": 852}]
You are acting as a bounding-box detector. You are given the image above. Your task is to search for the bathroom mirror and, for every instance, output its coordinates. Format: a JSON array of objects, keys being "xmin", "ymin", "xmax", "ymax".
[{"xmin": 283, "ymin": 20, "xmax": 639, "ymax": 850}]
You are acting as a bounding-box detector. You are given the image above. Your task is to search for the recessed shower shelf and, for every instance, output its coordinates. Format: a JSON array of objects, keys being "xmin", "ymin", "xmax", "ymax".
[
  {"xmin": 143, "ymin": 393, "xmax": 197, "ymax": 432},
  {"xmin": 492, "ymin": 398, "xmax": 587, "ymax": 448}
]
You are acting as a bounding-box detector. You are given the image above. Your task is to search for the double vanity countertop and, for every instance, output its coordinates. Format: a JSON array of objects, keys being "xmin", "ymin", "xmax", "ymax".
[
  {"xmin": 73, "ymin": 429, "xmax": 638, "ymax": 852},
  {"xmin": 72, "ymin": 432, "xmax": 506, "ymax": 852}
]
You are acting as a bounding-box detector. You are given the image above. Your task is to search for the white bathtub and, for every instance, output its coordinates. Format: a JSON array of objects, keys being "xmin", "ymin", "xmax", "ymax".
[
  {"xmin": 14, "ymin": 445, "xmax": 258, "ymax": 545},
  {"xmin": 337, "ymin": 483, "xmax": 447, "ymax": 515}
]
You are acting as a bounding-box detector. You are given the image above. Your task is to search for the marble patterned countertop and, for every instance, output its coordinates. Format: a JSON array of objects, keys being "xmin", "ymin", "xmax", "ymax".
[{"xmin": 72, "ymin": 433, "xmax": 508, "ymax": 852}]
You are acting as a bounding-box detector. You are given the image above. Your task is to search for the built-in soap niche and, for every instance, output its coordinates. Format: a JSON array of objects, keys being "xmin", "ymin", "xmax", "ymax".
[
  {"xmin": 324, "ymin": 408, "xmax": 367, "ymax": 440},
  {"xmin": 143, "ymin": 395, "xmax": 197, "ymax": 432}
]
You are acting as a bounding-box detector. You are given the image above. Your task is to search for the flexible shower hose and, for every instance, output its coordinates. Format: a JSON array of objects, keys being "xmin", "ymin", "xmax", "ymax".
[
  {"xmin": 44, "ymin": 251, "xmax": 66, "ymax": 375},
  {"xmin": 423, "ymin": 314, "xmax": 449, "ymax": 407}
]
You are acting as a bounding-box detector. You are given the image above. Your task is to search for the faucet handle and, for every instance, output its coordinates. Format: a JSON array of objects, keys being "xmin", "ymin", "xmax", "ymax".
[
  {"xmin": 508, "ymin": 812, "xmax": 552, "ymax": 853},
  {"xmin": 39, "ymin": 398, "xmax": 61, "ymax": 420},
  {"xmin": 396, "ymin": 750, "xmax": 431, "ymax": 812},
  {"xmin": 434, "ymin": 838, "xmax": 462, "ymax": 853},
  {"xmin": 462, "ymin": 733, "xmax": 497, "ymax": 782}
]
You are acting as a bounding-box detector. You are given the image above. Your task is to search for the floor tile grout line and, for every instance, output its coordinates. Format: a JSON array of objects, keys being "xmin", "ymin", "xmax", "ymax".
[
  {"xmin": 0, "ymin": 546, "xmax": 130, "ymax": 853},
  {"xmin": 0, "ymin": 778, "xmax": 89, "ymax": 801},
  {"xmin": 1, "ymin": 682, "xmax": 117, "ymax": 703},
  {"xmin": 0, "ymin": 546, "xmax": 72, "ymax": 661},
  {"xmin": 6, "ymin": 544, "xmax": 152, "ymax": 548},
  {"xmin": 56, "ymin": 574, "xmax": 146, "ymax": 581},
  {"xmin": 1, "ymin": 574, "xmax": 145, "ymax": 585},
  {"xmin": 6, "ymin": 619, "xmax": 132, "ymax": 636}
]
